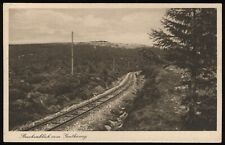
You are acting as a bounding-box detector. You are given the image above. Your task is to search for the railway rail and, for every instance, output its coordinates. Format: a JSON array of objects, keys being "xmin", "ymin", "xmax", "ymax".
[{"xmin": 21, "ymin": 72, "xmax": 136, "ymax": 131}]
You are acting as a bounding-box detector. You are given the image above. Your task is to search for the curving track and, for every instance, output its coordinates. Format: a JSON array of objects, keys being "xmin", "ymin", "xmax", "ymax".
[{"xmin": 21, "ymin": 72, "xmax": 136, "ymax": 131}]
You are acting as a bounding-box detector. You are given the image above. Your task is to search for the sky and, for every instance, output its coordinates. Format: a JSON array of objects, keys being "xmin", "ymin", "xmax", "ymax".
[{"xmin": 9, "ymin": 8, "xmax": 167, "ymax": 46}]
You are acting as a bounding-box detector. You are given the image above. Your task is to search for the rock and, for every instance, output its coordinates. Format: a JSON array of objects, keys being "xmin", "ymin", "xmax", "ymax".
[
  {"xmin": 92, "ymin": 85, "xmax": 105, "ymax": 94},
  {"xmin": 104, "ymin": 125, "xmax": 112, "ymax": 131},
  {"xmin": 132, "ymin": 91, "xmax": 136, "ymax": 94},
  {"xmin": 116, "ymin": 117, "xmax": 122, "ymax": 122},
  {"xmin": 196, "ymin": 101, "xmax": 201, "ymax": 105},
  {"xmin": 119, "ymin": 112, "xmax": 128, "ymax": 120},
  {"xmin": 96, "ymin": 77, "xmax": 101, "ymax": 81},
  {"xmin": 114, "ymin": 123, "xmax": 123, "ymax": 130},
  {"xmin": 179, "ymin": 105, "xmax": 186, "ymax": 110},
  {"xmin": 120, "ymin": 107, "xmax": 125, "ymax": 110},
  {"xmin": 107, "ymin": 119, "xmax": 124, "ymax": 131},
  {"xmin": 176, "ymin": 105, "xmax": 189, "ymax": 114},
  {"xmin": 110, "ymin": 109, "xmax": 123, "ymax": 116},
  {"xmin": 195, "ymin": 111, "xmax": 201, "ymax": 115},
  {"xmin": 108, "ymin": 120, "xmax": 118, "ymax": 127}
]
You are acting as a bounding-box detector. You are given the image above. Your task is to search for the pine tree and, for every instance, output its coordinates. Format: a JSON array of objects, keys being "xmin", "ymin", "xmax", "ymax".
[{"xmin": 150, "ymin": 8, "xmax": 217, "ymax": 130}]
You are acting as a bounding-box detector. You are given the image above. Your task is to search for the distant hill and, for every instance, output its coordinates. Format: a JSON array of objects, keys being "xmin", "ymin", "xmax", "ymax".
[
  {"xmin": 10, "ymin": 40, "xmax": 151, "ymax": 49},
  {"xmin": 78, "ymin": 41, "xmax": 150, "ymax": 49}
]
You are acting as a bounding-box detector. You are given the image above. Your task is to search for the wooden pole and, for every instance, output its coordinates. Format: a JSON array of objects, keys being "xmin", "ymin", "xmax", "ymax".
[
  {"xmin": 71, "ymin": 31, "xmax": 74, "ymax": 75},
  {"xmin": 113, "ymin": 57, "xmax": 115, "ymax": 72}
]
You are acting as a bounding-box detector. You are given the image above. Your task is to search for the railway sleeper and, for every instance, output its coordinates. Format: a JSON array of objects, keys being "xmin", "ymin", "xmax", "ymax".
[
  {"xmin": 87, "ymin": 104, "xmax": 97, "ymax": 108},
  {"xmin": 65, "ymin": 114, "xmax": 74, "ymax": 117},
  {"xmin": 71, "ymin": 111, "xmax": 79, "ymax": 115}
]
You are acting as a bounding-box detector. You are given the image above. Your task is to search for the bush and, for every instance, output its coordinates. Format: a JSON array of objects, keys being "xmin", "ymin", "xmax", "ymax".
[
  {"xmin": 27, "ymin": 75, "xmax": 46, "ymax": 84},
  {"xmin": 9, "ymin": 88, "xmax": 26, "ymax": 100},
  {"xmin": 51, "ymin": 82, "xmax": 73, "ymax": 96},
  {"xmin": 182, "ymin": 94, "xmax": 217, "ymax": 130},
  {"xmin": 37, "ymin": 85, "xmax": 51, "ymax": 93},
  {"xmin": 12, "ymin": 81, "xmax": 33, "ymax": 92}
]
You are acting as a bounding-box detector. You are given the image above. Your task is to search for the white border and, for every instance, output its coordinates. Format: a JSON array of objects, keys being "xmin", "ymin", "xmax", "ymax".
[{"xmin": 3, "ymin": 3, "xmax": 222, "ymax": 142}]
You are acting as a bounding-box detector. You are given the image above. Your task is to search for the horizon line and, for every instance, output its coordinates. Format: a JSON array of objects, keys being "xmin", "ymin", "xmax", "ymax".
[{"xmin": 9, "ymin": 41, "xmax": 153, "ymax": 47}]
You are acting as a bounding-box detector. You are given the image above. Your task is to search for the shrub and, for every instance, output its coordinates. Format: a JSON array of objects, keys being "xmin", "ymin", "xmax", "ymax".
[
  {"xmin": 27, "ymin": 75, "xmax": 46, "ymax": 84},
  {"xmin": 9, "ymin": 88, "xmax": 26, "ymax": 101}
]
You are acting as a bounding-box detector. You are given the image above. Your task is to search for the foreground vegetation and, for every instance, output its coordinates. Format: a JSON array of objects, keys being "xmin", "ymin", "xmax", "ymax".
[
  {"xmin": 9, "ymin": 42, "xmax": 161, "ymax": 130},
  {"xmin": 121, "ymin": 8, "xmax": 217, "ymax": 131}
]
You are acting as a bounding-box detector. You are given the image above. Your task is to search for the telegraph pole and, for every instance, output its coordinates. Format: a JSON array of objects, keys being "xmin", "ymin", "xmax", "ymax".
[
  {"xmin": 112, "ymin": 57, "xmax": 115, "ymax": 72},
  {"xmin": 71, "ymin": 31, "xmax": 74, "ymax": 76}
]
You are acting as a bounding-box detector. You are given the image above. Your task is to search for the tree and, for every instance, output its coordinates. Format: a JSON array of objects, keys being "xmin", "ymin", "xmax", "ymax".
[{"xmin": 150, "ymin": 8, "xmax": 217, "ymax": 130}]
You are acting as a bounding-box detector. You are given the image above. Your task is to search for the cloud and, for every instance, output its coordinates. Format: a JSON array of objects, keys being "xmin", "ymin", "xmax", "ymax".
[
  {"xmin": 82, "ymin": 15, "xmax": 105, "ymax": 27},
  {"xmin": 9, "ymin": 8, "xmax": 166, "ymax": 45}
]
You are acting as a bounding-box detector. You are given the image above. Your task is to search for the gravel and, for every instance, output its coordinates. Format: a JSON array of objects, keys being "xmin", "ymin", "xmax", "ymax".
[{"xmin": 55, "ymin": 72, "xmax": 145, "ymax": 131}]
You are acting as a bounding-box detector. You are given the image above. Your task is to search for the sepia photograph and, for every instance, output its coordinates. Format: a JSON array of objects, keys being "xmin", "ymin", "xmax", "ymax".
[{"xmin": 3, "ymin": 3, "xmax": 222, "ymax": 142}]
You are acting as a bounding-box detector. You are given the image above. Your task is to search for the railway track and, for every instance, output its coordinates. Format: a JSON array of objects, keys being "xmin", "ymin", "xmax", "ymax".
[{"xmin": 21, "ymin": 72, "xmax": 136, "ymax": 131}]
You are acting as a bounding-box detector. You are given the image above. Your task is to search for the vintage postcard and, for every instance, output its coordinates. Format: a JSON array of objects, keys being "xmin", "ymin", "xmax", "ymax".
[{"xmin": 3, "ymin": 3, "xmax": 222, "ymax": 142}]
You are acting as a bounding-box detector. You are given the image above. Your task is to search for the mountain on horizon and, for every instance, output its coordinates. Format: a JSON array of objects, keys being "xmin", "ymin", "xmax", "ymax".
[{"xmin": 10, "ymin": 40, "xmax": 152, "ymax": 49}]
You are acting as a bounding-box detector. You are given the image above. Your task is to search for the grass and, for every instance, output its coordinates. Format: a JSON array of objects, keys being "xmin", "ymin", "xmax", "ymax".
[{"xmin": 121, "ymin": 65, "xmax": 185, "ymax": 131}]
